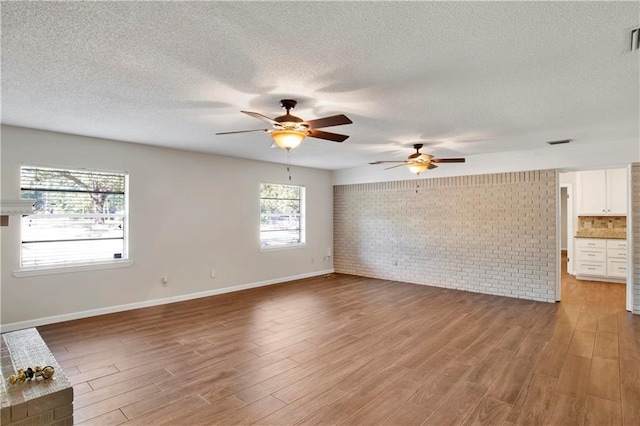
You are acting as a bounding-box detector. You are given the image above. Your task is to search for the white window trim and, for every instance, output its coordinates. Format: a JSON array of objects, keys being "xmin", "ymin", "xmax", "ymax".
[
  {"xmin": 18, "ymin": 165, "xmax": 130, "ymax": 270},
  {"xmin": 259, "ymin": 242, "xmax": 308, "ymax": 252},
  {"xmin": 13, "ymin": 259, "xmax": 133, "ymax": 277},
  {"xmin": 259, "ymin": 182, "xmax": 306, "ymax": 249}
]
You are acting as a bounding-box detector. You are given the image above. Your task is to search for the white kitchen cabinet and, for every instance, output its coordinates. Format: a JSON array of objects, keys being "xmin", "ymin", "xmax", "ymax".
[
  {"xmin": 607, "ymin": 259, "xmax": 627, "ymax": 278},
  {"xmin": 577, "ymin": 170, "xmax": 607, "ymax": 215},
  {"xmin": 576, "ymin": 261, "xmax": 607, "ymax": 276},
  {"xmin": 607, "ymin": 240, "xmax": 627, "ymax": 250},
  {"xmin": 575, "ymin": 238, "xmax": 627, "ymax": 282},
  {"xmin": 605, "ymin": 240, "xmax": 627, "ymax": 279},
  {"xmin": 577, "ymin": 168, "xmax": 627, "ymax": 215},
  {"xmin": 606, "ymin": 168, "xmax": 627, "ymax": 215},
  {"xmin": 575, "ymin": 238, "xmax": 607, "ymax": 277}
]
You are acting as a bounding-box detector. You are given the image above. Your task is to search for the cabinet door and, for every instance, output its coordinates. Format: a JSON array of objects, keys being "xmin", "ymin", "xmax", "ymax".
[
  {"xmin": 606, "ymin": 168, "xmax": 627, "ymax": 215},
  {"xmin": 577, "ymin": 170, "xmax": 607, "ymax": 215}
]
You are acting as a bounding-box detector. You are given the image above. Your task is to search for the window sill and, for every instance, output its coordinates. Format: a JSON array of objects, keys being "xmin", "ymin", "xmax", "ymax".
[
  {"xmin": 13, "ymin": 260, "xmax": 133, "ymax": 277},
  {"xmin": 260, "ymin": 243, "xmax": 307, "ymax": 253}
]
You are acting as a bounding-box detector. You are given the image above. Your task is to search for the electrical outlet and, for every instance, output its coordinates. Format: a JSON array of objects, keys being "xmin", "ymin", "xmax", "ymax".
[
  {"xmin": 210, "ymin": 269, "xmax": 216, "ymax": 279},
  {"xmin": 161, "ymin": 276, "xmax": 168, "ymax": 286}
]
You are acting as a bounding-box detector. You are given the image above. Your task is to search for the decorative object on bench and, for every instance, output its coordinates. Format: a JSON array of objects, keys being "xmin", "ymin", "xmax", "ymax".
[
  {"xmin": 1, "ymin": 328, "xmax": 73, "ymax": 425},
  {"xmin": 7, "ymin": 366, "xmax": 55, "ymax": 385}
]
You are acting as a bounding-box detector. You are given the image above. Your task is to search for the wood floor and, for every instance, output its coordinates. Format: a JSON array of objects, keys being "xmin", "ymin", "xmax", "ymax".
[{"xmin": 37, "ymin": 260, "xmax": 639, "ymax": 425}]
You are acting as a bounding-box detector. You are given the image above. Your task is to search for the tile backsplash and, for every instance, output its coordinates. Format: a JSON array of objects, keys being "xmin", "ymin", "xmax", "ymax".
[{"xmin": 578, "ymin": 216, "xmax": 626, "ymax": 230}]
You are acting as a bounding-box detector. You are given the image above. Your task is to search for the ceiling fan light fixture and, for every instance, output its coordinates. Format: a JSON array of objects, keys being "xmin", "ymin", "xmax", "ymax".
[
  {"xmin": 372, "ymin": 143, "xmax": 464, "ymax": 174},
  {"xmin": 270, "ymin": 129, "xmax": 307, "ymax": 150},
  {"xmin": 218, "ymin": 99, "xmax": 351, "ymax": 146},
  {"xmin": 407, "ymin": 162, "xmax": 429, "ymax": 175}
]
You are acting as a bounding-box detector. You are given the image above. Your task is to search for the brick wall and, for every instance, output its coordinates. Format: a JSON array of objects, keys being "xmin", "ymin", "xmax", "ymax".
[
  {"xmin": 632, "ymin": 163, "xmax": 640, "ymax": 314},
  {"xmin": 334, "ymin": 170, "xmax": 557, "ymax": 303}
]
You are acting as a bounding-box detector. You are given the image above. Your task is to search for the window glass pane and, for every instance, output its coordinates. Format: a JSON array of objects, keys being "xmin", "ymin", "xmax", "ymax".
[
  {"xmin": 20, "ymin": 166, "xmax": 128, "ymax": 267},
  {"xmin": 21, "ymin": 238, "xmax": 125, "ymax": 267},
  {"xmin": 260, "ymin": 183, "xmax": 305, "ymax": 247},
  {"xmin": 21, "ymin": 168, "xmax": 125, "ymax": 193},
  {"xmin": 21, "ymin": 215, "xmax": 124, "ymax": 242}
]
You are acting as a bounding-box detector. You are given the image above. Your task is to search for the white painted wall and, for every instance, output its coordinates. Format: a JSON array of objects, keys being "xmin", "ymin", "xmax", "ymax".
[{"xmin": 1, "ymin": 125, "xmax": 334, "ymax": 329}]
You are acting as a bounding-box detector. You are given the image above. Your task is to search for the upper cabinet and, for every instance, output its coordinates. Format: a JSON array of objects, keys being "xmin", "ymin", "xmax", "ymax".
[
  {"xmin": 577, "ymin": 168, "xmax": 627, "ymax": 215},
  {"xmin": 577, "ymin": 170, "xmax": 606, "ymax": 214},
  {"xmin": 606, "ymin": 168, "xmax": 628, "ymax": 215}
]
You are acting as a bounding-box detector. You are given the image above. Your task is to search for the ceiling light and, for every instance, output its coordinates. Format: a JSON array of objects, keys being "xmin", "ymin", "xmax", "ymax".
[
  {"xmin": 407, "ymin": 162, "xmax": 429, "ymax": 175},
  {"xmin": 270, "ymin": 130, "xmax": 307, "ymax": 150}
]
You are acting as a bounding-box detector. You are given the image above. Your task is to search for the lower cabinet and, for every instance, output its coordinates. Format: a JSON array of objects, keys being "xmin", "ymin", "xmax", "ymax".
[{"xmin": 575, "ymin": 238, "xmax": 627, "ymax": 281}]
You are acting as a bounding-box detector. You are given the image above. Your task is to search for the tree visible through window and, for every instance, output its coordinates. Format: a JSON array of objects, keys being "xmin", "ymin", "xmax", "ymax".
[
  {"xmin": 20, "ymin": 166, "xmax": 128, "ymax": 267},
  {"xmin": 260, "ymin": 183, "xmax": 305, "ymax": 248}
]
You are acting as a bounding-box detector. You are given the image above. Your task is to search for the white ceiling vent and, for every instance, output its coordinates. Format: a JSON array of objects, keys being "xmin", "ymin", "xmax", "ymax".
[
  {"xmin": 632, "ymin": 28, "xmax": 640, "ymax": 51},
  {"xmin": 547, "ymin": 139, "xmax": 572, "ymax": 146}
]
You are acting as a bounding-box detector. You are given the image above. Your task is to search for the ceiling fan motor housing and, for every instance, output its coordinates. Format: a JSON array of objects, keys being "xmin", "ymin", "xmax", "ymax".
[
  {"xmin": 280, "ymin": 99, "xmax": 298, "ymax": 110},
  {"xmin": 408, "ymin": 144, "xmax": 432, "ymax": 162},
  {"xmin": 275, "ymin": 99, "xmax": 305, "ymax": 128},
  {"xmin": 274, "ymin": 114, "xmax": 304, "ymax": 124}
]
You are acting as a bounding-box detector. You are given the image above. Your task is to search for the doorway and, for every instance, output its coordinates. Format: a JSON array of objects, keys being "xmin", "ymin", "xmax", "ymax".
[
  {"xmin": 560, "ymin": 184, "xmax": 572, "ymax": 276},
  {"xmin": 557, "ymin": 171, "xmax": 627, "ymax": 309}
]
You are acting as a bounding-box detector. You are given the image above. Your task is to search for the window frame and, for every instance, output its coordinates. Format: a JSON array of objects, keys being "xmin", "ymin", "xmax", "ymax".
[
  {"xmin": 14, "ymin": 165, "xmax": 132, "ymax": 276},
  {"xmin": 259, "ymin": 182, "xmax": 306, "ymax": 251}
]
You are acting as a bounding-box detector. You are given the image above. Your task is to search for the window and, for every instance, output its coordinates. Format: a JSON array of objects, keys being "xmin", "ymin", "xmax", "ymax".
[
  {"xmin": 260, "ymin": 183, "xmax": 305, "ymax": 248},
  {"xmin": 19, "ymin": 166, "xmax": 128, "ymax": 268}
]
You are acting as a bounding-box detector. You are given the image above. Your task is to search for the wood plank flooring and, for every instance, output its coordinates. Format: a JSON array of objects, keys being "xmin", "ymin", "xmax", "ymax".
[{"xmin": 37, "ymin": 257, "xmax": 639, "ymax": 425}]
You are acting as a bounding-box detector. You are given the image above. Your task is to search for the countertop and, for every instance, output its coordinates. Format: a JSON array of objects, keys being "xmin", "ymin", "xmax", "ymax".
[{"xmin": 574, "ymin": 229, "xmax": 626, "ymax": 240}]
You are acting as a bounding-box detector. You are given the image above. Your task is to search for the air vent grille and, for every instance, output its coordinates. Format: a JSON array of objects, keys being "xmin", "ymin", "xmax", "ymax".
[{"xmin": 547, "ymin": 139, "xmax": 572, "ymax": 146}]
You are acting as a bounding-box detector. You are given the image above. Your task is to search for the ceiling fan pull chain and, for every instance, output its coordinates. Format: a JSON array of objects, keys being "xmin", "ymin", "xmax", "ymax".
[{"xmin": 287, "ymin": 150, "xmax": 292, "ymax": 181}]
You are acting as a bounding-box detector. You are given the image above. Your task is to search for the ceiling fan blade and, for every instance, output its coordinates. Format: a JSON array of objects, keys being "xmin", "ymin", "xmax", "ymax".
[
  {"xmin": 215, "ymin": 129, "xmax": 269, "ymax": 135},
  {"xmin": 241, "ymin": 111, "xmax": 279, "ymax": 125},
  {"xmin": 369, "ymin": 160, "xmax": 407, "ymax": 164},
  {"xmin": 427, "ymin": 163, "xmax": 439, "ymax": 169},
  {"xmin": 304, "ymin": 114, "xmax": 353, "ymax": 129},
  {"xmin": 431, "ymin": 158, "xmax": 466, "ymax": 163},
  {"xmin": 384, "ymin": 164, "xmax": 408, "ymax": 170},
  {"xmin": 307, "ymin": 129, "xmax": 349, "ymax": 142}
]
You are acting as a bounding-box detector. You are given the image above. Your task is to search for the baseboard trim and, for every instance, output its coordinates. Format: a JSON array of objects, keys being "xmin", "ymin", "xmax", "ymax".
[{"xmin": 0, "ymin": 269, "xmax": 334, "ymax": 333}]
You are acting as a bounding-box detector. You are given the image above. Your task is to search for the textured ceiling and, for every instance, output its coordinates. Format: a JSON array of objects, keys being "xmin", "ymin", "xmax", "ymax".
[{"xmin": 2, "ymin": 1, "xmax": 639, "ymax": 170}]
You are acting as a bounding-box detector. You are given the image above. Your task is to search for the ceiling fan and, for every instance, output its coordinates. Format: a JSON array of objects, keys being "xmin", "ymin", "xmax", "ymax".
[
  {"xmin": 216, "ymin": 99, "xmax": 353, "ymax": 151},
  {"xmin": 370, "ymin": 144, "xmax": 466, "ymax": 175}
]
